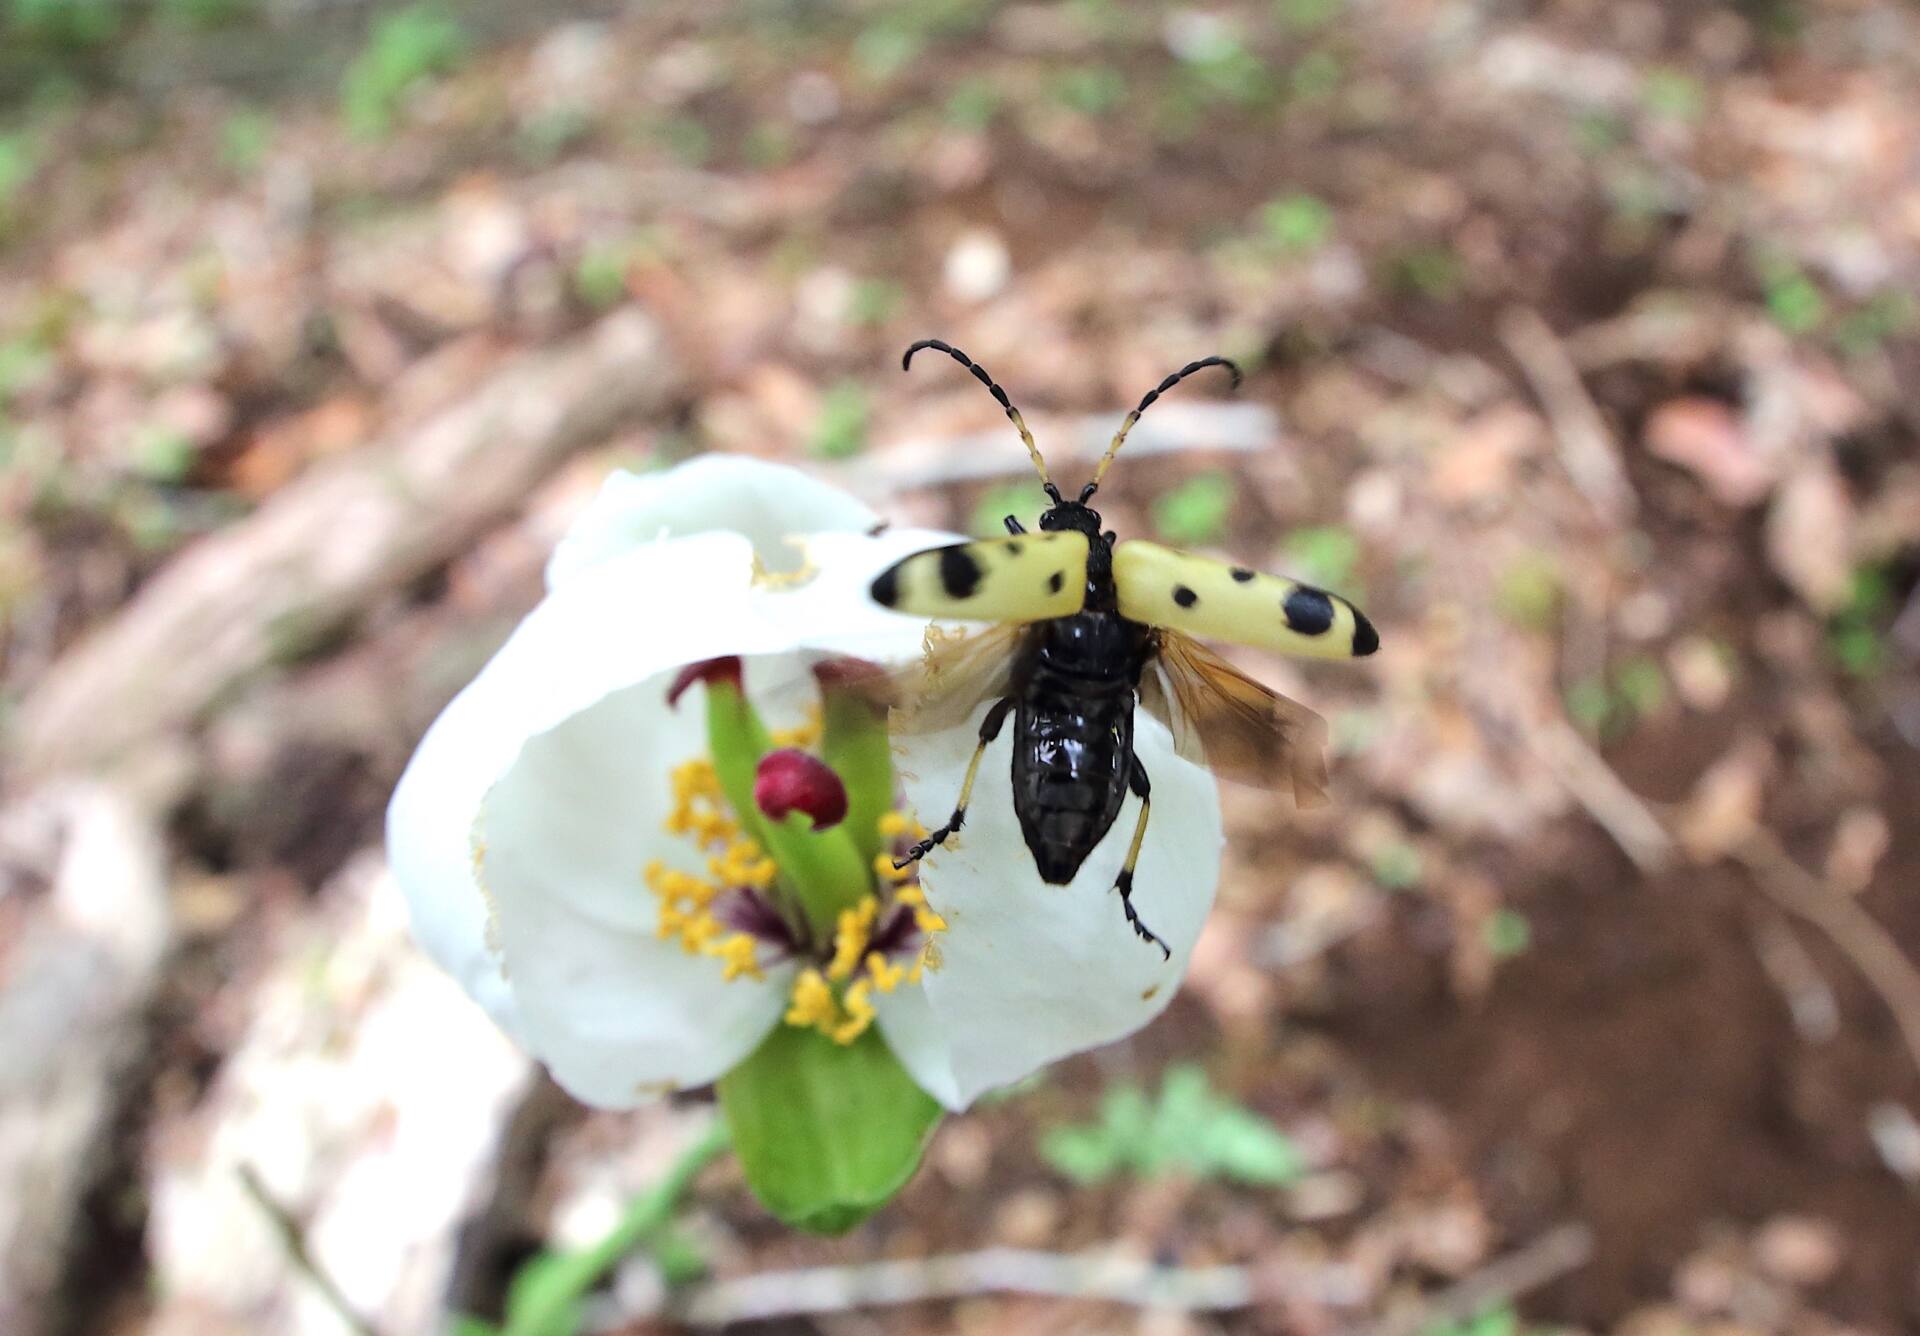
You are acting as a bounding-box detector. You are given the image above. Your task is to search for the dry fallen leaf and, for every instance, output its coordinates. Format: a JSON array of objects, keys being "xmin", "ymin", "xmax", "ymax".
[{"xmin": 1644, "ymin": 395, "xmax": 1775, "ymax": 507}]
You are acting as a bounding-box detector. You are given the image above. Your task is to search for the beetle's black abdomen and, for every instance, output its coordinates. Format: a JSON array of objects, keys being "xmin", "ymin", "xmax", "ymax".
[{"xmin": 1012, "ymin": 609, "xmax": 1151, "ymax": 884}]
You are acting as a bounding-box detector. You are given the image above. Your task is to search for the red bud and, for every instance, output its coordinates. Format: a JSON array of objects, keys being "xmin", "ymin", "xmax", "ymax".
[
  {"xmin": 666, "ymin": 656, "xmax": 743, "ymax": 707},
  {"xmin": 753, "ymin": 748, "xmax": 849, "ymax": 831}
]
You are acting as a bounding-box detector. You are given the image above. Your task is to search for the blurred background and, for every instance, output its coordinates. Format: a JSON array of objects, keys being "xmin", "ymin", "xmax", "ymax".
[{"xmin": 2, "ymin": 0, "xmax": 1918, "ymax": 1332}]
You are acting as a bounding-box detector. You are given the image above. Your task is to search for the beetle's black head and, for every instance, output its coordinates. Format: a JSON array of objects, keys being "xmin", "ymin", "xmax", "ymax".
[{"xmin": 1038, "ymin": 500, "xmax": 1102, "ymax": 538}]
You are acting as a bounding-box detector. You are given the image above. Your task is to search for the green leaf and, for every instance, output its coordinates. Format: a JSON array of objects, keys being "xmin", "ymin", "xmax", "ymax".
[
  {"xmin": 1151, "ymin": 471, "xmax": 1234, "ymax": 546},
  {"xmin": 719, "ymin": 1023, "xmax": 942, "ymax": 1233},
  {"xmin": 972, "ymin": 481, "xmax": 1039, "ymax": 538},
  {"xmin": 808, "ymin": 381, "xmax": 868, "ymax": 460},
  {"xmin": 1039, "ymin": 1064, "xmax": 1304, "ymax": 1187},
  {"xmin": 1483, "ymin": 908, "xmax": 1531, "ymax": 960}
]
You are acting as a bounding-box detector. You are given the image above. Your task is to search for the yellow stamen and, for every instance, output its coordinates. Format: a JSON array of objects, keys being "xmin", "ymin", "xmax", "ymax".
[
  {"xmin": 706, "ymin": 932, "xmax": 764, "ymax": 982},
  {"xmin": 785, "ymin": 968, "xmax": 839, "ymax": 1029},
  {"xmin": 866, "ymin": 951, "xmax": 906, "ymax": 993},
  {"xmin": 832, "ymin": 979, "xmax": 876, "ymax": 1044},
  {"xmin": 914, "ymin": 905, "xmax": 947, "ymax": 934},
  {"xmin": 827, "ymin": 896, "xmax": 879, "ymax": 981},
  {"xmin": 877, "ymin": 809, "xmax": 927, "ymax": 841}
]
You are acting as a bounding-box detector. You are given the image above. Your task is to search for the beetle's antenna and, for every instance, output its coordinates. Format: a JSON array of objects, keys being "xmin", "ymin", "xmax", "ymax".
[
  {"xmin": 1081, "ymin": 356, "xmax": 1241, "ymax": 502},
  {"xmin": 903, "ymin": 339, "xmax": 1062, "ymax": 504}
]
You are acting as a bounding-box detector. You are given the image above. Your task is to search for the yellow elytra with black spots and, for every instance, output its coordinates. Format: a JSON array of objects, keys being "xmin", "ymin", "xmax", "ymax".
[
  {"xmin": 869, "ymin": 339, "xmax": 1379, "ymax": 960},
  {"xmin": 1112, "ymin": 541, "xmax": 1378, "ymax": 660},
  {"xmin": 869, "ymin": 530, "xmax": 1089, "ymax": 623}
]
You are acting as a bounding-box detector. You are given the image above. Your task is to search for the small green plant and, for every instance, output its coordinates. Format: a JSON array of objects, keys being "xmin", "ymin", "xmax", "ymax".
[
  {"xmin": 1755, "ymin": 256, "xmax": 1826, "ymax": 335},
  {"xmin": 1282, "ymin": 524, "xmax": 1360, "ymax": 590},
  {"xmin": 1828, "ymin": 565, "xmax": 1893, "ymax": 678},
  {"xmin": 1640, "ymin": 67, "xmax": 1705, "ymax": 124},
  {"xmin": 459, "ymin": 1124, "xmax": 725, "ymax": 1336},
  {"xmin": 944, "ymin": 79, "xmax": 1001, "ymax": 132},
  {"xmin": 851, "ymin": 21, "xmax": 924, "ymax": 84},
  {"xmin": 1289, "ymin": 49, "xmax": 1344, "ymax": 99},
  {"xmin": 1054, "ymin": 64, "xmax": 1127, "ymax": 117},
  {"xmin": 0, "ymin": 131, "xmax": 39, "ymax": 226},
  {"xmin": 159, "ymin": 0, "xmax": 256, "ymax": 28},
  {"xmin": 1370, "ymin": 839, "xmax": 1423, "ymax": 890},
  {"xmin": 573, "ymin": 245, "xmax": 630, "ymax": 310},
  {"xmin": 340, "ymin": 5, "xmax": 466, "ymax": 139},
  {"xmin": 5, "ymin": 0, "xmax": 119, "ymax": 49},
  {"xmin": 654, "ymin": 115, "xmax": 713, "ymax": 167},
  {"xmin": 1040, "ymin": 1065, "xmax": 1306, "ymax": 1187},
  {"xmin": 1389, "ymin": 246, "xmax": 1465, "ymax": 301},
  {"xmin": 972, "ymin": 481, "xmax": 1037, "ymax": 538},
  {"xmin": 1613, "ymin": 654, "xmax": 1667, "ymax": 717},
  {"xmin": 1278, "ymin": 0, "xmax": 1342, "ymax": 30},
  {"xmin": 1151, "ymin": 471, "xmax": 1234, "ymax": 546},
  {"xmin": 220, "ymin": 109, "xmax": 273, "ymax": 173},
  {"xmin": 1833, "ymin": 290, "xmax": 1917, "ymax": 358},
  {"xmin": 847, "ymin": 277, "xmax": 903, "ymax": 327},
  {"xmin": 1260, "ymin": 193, "xmax": 1334, "ymax": 254},
  {"xmin": 1483, "ymin": 909, "xmax": 1531, "ymax": 960},
  {"xmin": 1424, "ymin": 1304, "xmax": 1526, "ymax": 1336},
  {"xmin": 1495, "ymin": 552, "xmax": 1562, "ymax": 630},
  {"xmin": 808, "ymin": 382, "xmax": 868, "ymax": 461}
]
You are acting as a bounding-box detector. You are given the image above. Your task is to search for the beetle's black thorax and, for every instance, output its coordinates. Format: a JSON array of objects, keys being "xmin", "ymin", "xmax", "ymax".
[{"xmin": 1012, "ymin": 502, "xmax": 1152, "ymax": 884}]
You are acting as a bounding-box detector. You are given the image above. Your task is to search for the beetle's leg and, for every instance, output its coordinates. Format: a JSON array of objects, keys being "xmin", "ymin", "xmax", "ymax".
[
  {"xmin": 895, "ymin": 697, "xmax": 1015, "ymax": 867},
  {"xmin": 1114, "ymin": 756, "xmax": 1169, "ymax": 959},
  {"xmin": 1003, "ymin": 515, "xmax": 1027, "ymax": 534}
]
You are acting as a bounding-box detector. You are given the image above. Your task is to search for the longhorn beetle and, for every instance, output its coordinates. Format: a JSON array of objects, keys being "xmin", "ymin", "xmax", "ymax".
[{"xmin": 868, "ymin": 339, "xmax": 1379, "ymax": 956}]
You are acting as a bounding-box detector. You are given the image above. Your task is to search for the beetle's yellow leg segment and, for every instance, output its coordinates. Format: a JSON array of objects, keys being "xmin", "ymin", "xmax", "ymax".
[
  {"xmin": 1113, "ymin": 756, "xmax": 1169, "ymax": 959},
  {"xmin": 897, "ymin": 697, "xmax": 1014, "ymax": 867}
]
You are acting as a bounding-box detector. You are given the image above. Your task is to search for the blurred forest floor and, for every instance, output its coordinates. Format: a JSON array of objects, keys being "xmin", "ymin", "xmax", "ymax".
[{"xmin": 2, "ymin": 0, "xmax": 1919, "ymax": 1333}]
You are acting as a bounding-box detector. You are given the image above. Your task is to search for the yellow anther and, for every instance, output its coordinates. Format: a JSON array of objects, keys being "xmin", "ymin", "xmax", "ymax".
[
  {"xmin": 914, "ymin": 906, "xmax": 947, "ymax": 935},
  {"xmin": 832, "ymin": 980, "xmax": 876, "ymax": 1045},
  {"xmin": 785, "ymin": 968, "xmax": 839, "ymax": 1029},
  {"xmin": 866, "ymin": 951, "xmax": 906, "ymax": 993},
  {"xmin": 706, "ymin": 933, "xmax": 764, "ymax": 982},
  {"xmin": 827, "ymin": 896, "xmax": 879, "ymax": 981},
  {"xmin": 878, "ymin": 810, "xmax": 911, "ymax": 839},
  {"xmin": 893, "ymin": 885, "xmax": 925, "ymax": 907}
]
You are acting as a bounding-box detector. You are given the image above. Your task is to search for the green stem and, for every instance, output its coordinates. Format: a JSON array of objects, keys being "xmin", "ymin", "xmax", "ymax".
[
  {"xmin": 498, "ymin": 1120, "xmax": 729, "ymax": 1336},
  {"xmin": 820, "ymin": 686, "xmax": 895, "ymax": 868}
]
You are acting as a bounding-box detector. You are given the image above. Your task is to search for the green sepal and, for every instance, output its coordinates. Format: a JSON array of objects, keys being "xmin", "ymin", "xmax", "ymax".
[
  {"xmin": 820, "ymin": 684, "xmax": 895, "ymax": 866},
  {"xmin": 718, "ymin": 1021, "xmax": 941, "ymax": 1234}
]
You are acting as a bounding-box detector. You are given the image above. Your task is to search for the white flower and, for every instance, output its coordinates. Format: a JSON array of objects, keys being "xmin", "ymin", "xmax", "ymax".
[{"xmin": 386, "ymin": 455, "xmax": 1223, "ymax": 1113}]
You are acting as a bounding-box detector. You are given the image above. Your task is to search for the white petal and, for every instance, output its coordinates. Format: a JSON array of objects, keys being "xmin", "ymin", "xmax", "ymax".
[
  {"xmin": 387, "ymin": 532, "xmax": 785, "ymax": 1034},
  {"xmin": 900, "ymin": 706, "xmax": 1222, "ymax": 1107},
  {"xmin": 478, "ymin": 671, "xmax": 802, "ymax": 1106},
  {"xmin": 548, "ymin": 457, "xmax": 879, "ymax": 589},
  {"xmin": 764, "ymin": 527, "xmax": 963, "ymax": 663},
  {"xmin": 871, "ymin": 983, "xmax": 963, "ymax": 1110}
]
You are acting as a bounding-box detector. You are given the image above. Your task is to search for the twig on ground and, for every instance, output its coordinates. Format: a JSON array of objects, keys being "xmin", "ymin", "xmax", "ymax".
[
  {"xmin": 238, "ymin": 1165, "xmax": 383, "ymax": 1336},
  {"xmin": 664, "ymin": 1248, "xmax": 1257, "ymax": 1326},
  {"xmin": 1356, "ymin": 1224, "xmax": 1595, "ymax": 1336},
  {"xmin": 1499, "ymin": 306, "xmax": 1636, "ymax": 524},
  {"xmin": 13, "ymin": 310, "xmax": 685, "ymax": 781},
  {"xmin": 828, "ymin": 402, "xmax": 1279, "ymax": 496},
  {"xmin": 1747, "ymin": 910, "xmax": 1842, "ymax": 1044},
  {"xmin": 1732, "ymin": 831, "xmax": 1920, "ymax": 1077},
  {"xmin": 1527, "ymin": 718, "xmax": 1675, "ymax": 874}
]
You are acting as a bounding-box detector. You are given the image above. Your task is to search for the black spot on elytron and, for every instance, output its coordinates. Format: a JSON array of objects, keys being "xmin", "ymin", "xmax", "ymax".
[
  {"xmin": 1284, "ymin": 586, "xmax": 1335, "ymax": 635},
  {"xmin": 1173, "ymin": 585, "xmax": 1198, "ymax": 609},
  {"xmin": 1351, "ymin": 608, "xmax": 1380, "ymax": 656},
  {"xmin": 1005, "ymin": 540, "xmax": 1023, "ymax": 555},
  {"xmin": 869, "ymin": 564, "xmax": 900, "ymax": 608},
  {"xmin": 1230, "ymin": 566, "xmax": 1255, "ymax": 583},
  {"xmin": 939, "ymin": 545, "xmax": 984, "ymax": 599},
  {"xmin": 1047, "ymin": 570, "xmax": 1065, "ymax": 595}
]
